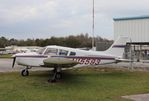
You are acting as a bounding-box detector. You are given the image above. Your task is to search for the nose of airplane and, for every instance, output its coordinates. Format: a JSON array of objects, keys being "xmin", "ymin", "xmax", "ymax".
[{"xmin": 12, "ymin": 54, "xmax": 16, "ymax": 57}]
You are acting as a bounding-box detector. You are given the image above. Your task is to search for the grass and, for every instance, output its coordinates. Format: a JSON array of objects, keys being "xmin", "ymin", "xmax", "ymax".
[
  {"xmin": 0, "ymin": 68, "xmax": 149, "ymax": 101},
  {"xmin": 0, "ymin": 54, "xmax": 12, "ymax": 58}
]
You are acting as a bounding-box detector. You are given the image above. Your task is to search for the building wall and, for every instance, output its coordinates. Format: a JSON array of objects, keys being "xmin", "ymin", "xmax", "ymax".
[{"xmin": 114, "ymin": 18, "xmax": 149, "ymax": 42}]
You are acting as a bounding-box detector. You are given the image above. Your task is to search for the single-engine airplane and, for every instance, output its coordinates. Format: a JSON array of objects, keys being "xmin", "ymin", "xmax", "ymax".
[{"xmin": 12, "ymin": 36, "xmax": 129, "ymax": 82}]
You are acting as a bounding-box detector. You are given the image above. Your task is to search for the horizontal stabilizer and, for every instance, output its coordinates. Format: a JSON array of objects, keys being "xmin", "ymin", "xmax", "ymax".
[{"xmin": 115, "ymin": 58, "xmax": 133, "ymax": 63}]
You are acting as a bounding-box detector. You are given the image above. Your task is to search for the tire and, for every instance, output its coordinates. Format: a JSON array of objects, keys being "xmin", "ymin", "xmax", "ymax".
[
  {"xmin": 50, "ymin": 79, "xmax": 56, "ymax": 83},
  {"xmin": 56, "ymin": 72, "xmax": 62, "ymax": 79},
  {"xmin": 21, "ymin": 69, "xmax": 29, "ymax": 76}
]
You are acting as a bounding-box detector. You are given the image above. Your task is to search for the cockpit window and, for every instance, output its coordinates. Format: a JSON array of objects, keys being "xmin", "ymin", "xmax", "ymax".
[
  {"xmin": 69, "ymin": 52, "xmax": 76, "ymax": 56},
  {"xmin": 44, "ymin": 48, "xmax": 58, "ymax": 55},
  {"xmin": 37, "ymin": 47, "xmax": 46, "ymax": 54},
  {"xmin": 59, "ymin": 50, "xmax": 68, "ymax": 56}
]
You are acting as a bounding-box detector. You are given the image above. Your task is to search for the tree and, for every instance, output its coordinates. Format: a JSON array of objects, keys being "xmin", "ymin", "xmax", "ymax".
[
  {"xmin": 0, "ymin": 33, "xmax": 113, "ymax": 48},
  {"xmin": 0, "ymin": 37, "xmax": 8, "ymax": 48}
]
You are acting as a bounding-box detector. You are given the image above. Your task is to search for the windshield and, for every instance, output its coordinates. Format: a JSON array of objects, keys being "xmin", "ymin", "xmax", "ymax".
[
  {"xmin": 37, "ymin": 47, "xmax": 46, "ymax": 54},
  {"xmin": 44, "ymin": 48, "xmax": 58, "ymax": 55}
]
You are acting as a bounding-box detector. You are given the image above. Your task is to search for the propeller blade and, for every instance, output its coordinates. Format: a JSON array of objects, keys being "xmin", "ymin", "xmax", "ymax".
[{"xmin": 12, "ymin": 57, "xmax": 16, "ymax": 68}]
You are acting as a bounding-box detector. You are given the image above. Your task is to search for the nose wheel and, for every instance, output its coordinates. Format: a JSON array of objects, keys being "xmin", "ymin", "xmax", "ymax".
[
  {"xmin": 21, "ymin": 69, "xmax": 29, "ymax": 76},
  {"xmin": 21, "ymin": 66, "xmax": 31, "ymax": 76}
]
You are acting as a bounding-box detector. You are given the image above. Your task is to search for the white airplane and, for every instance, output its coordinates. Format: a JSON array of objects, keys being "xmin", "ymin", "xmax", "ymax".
[{"xmin": 12, "ymin": 36, "xmax": 129, "ymax": 82}]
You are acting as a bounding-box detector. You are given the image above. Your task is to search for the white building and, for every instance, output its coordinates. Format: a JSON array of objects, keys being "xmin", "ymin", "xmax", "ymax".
[
  {"xmin": 114, "ymin": 16, "xmax": 149, "ymax": 42},
  {"xmin": 113, "ymin": 16, "xmax": 149, "ymax": 60}
]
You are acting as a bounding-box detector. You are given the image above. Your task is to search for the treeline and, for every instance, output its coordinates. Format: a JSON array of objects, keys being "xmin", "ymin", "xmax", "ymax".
[{"xmin": 0, "ymin": 34, "xmax": 113, "ymax": 48}]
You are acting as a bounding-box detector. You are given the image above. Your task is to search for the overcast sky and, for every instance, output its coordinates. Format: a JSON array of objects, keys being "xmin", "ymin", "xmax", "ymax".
[{"xmin": 0, "ymin": 0, "xmax": 149, "ymax": 39}]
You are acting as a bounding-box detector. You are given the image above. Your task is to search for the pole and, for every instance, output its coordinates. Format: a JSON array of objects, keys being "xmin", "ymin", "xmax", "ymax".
[{"xmin": 92, "ymin": 0, "xmax": 95, "ymax": 48}]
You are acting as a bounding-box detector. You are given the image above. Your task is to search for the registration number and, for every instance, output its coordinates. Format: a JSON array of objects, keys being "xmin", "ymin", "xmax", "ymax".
[{"xmin": 73, "ymin": 58, "xmax": 101, "ymax": 65}]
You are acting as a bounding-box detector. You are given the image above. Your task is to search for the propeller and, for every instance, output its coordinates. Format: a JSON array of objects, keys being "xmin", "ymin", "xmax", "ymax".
[{"xmin": 12, "ymin": 56, "xmax": 16, "ymax": 68}]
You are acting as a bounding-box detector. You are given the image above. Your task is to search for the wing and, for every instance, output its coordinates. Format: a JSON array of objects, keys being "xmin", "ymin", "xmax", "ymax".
[{"xmin": 42, "ymin": 57, "xmax": 79, "ymax": 68}]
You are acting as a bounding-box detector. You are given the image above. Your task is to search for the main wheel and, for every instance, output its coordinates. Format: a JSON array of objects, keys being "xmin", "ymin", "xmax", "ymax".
[
  {"xmin": 21, "ymin": 69, "xmax": 29, "ymax": 76},
  {"xmin": 56, "ymin": 72, "xmax": 62, "ymax": 79},
  {"xmin": 50, "ymin": 79, "xmax": 56, "ymax": 83}
]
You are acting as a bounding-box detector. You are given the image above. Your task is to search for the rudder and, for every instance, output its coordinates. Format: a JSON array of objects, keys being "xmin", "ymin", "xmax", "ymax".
[{"xmin": 104, "ymin": 36, "xmax": 129, "ymax": 58}]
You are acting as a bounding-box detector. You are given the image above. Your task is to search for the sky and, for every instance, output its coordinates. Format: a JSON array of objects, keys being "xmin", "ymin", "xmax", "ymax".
[{"xmin": 0, "ymin": 0, "xmax": 149, "ymax": 39}]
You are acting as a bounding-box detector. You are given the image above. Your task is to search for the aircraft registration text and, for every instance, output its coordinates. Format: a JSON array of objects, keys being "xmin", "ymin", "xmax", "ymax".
[{"xmin": 73, "ymin": 58, "xmax": 101, "ymax": 65}]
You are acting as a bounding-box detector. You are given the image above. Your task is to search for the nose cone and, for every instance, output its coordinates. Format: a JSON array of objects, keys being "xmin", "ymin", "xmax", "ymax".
[
  {"xmin": 12, "ymin": 54, "xmax": 16, "ymax": 57},
  {"xmin": 12, "ymin": 53, "xmax": 22, "ymax": 57}
]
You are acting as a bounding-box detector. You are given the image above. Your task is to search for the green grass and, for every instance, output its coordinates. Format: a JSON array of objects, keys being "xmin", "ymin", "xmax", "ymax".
[
  {"xmin": 0, "ymin": 54, "xmax": 12, "ymax": 58},
  {"xmin": 0, "ymin": 68, "xmax": 149, "ymax": 101}
]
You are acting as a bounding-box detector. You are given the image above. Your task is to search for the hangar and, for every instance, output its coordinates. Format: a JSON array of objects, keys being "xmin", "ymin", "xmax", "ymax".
[{"xmin": 113, "ymin": 16, "xmax": 149, "ymax": 61}]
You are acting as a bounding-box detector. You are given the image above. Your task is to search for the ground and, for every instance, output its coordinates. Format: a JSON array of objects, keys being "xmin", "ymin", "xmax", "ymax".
[{"xmin": 0, "ymin": 59, "xmax": 149, "ymax": 101}]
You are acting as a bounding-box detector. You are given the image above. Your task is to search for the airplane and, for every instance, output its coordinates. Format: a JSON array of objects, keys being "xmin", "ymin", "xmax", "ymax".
[{"xmin": 12, "ymin": 36, "xmax": 129, "ymax": 82}]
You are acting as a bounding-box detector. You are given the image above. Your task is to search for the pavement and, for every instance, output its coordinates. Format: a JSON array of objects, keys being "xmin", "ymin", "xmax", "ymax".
[
  {"xmin": 122, "ymin": 94, "xmax": 149, "ymax": 101},
  {"xmin": 0, "ymin": 58, "xmax": 20, "ymax": 72},
  {"xmin": 0, "ymin": 58, "xmax": 49, "ymax": 72}
]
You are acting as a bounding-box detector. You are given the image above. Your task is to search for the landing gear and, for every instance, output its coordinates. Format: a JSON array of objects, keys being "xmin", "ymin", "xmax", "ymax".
[
  {"xmin": 49, "ymin": 66, "xmax": 62, "ymax": 83},
  {"xmin": 56, "ymin": 72, "xmax": 62, "ymax": 79},
  {"xmin": 21, "ymin": 66, "xmax": 31, "ymax": 76},
  {"xmin": 20, "ymin": 66, "xmax": 62, "ymax": 83},
  {"xmin": 21, "ymin": 69, "xmax": 29, "ymax": 76}
]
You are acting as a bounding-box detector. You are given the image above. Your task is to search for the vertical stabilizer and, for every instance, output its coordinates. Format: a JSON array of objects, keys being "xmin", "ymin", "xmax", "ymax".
[{"xmin": 104, "ymin": 37, "xmax": 129, "ymax": 58}]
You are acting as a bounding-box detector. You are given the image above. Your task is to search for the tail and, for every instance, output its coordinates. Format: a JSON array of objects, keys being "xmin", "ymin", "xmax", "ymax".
[{"xmin": 104, "ymin": 36, "xmax": 129, "ymax": 58}]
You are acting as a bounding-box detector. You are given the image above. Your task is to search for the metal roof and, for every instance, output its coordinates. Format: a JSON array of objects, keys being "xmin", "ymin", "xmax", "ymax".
[{"xmin": 113, "ymin": 16, "xmax": 149, "ymax": 21}]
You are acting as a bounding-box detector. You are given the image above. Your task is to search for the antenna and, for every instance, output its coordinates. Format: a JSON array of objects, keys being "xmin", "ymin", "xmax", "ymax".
[{"xmin": 92, "ymin": 0, "xmax": 95, "ymax": 48}]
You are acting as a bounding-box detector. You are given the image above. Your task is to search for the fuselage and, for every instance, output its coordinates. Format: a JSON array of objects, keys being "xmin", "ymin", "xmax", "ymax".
[{"xmin": 14, "ymin": 45, "xmax": 117, "ymax": 67}]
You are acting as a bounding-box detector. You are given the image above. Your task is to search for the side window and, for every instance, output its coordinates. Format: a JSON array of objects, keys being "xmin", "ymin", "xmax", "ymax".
[
  {"xmin": 44, "ymin": 48, "xmax": 58, "ymax": 55},
  {"xmin": 69, "ymin": 52, "xmax": 76, "ymax": 56},
  {"xmin": 59, "ymin": 50, "xmax": 68, "ymax": 56}
]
